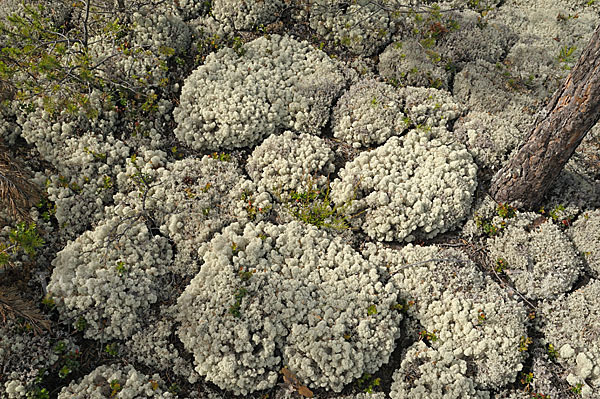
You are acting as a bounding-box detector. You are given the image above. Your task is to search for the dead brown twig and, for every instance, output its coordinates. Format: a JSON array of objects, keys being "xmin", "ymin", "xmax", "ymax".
[
  {"xmin": 0, "ymin": 140, "xmax": 42, "ymax": 222},
  {"xmin": 0, "ymin": 284, "xmax": 51, "ymax": 335}
]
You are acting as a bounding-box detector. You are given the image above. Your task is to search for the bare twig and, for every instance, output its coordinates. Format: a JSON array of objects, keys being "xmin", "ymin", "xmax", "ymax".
[
  {"xmin": 0, "ymin": 285, "xmax": 51, "ymax": 335},
  {"xmin": 0, "ymin": 141, "xmax": 42, "ymax": 222}
]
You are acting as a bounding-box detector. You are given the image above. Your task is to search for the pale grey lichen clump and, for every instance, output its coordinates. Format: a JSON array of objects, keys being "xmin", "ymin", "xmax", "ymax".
[
  {"xmin": 132, "ymin": 9, "xmax": 192, "ymax": 55},
  {"xmin": 434, "ymin": 10, "xmax": 515, "ymax": 66},
  {"xmin": 246, "ymin": 131, "xmax": 336, "ymax": 195},
  {"xmin": 212, "ymin": 0, "xmax": 284, "ymax": 30},
  {"xmin": 88, "ymin": 4, "xmax": 190, "ymax": 91},
  {"xmin": 389, "ymin": 341, "xmax": 490, "ymax": 399},
  {"xmin": 540, "ymin": 279, "xmax": 600, "ymax": 398},
  {"xmin": 17, "ymin": 90, "xmax": 120, "ymax": 163},
  {"xmin": 488, "ymin": 213, "xmax": 582, "ymax": 299},
  {"xmin": 378, "ymin": 40, "xmax": 451, "ymax": 90},
  {"xmin": 117, "ymin": 155, "xmax": 272, "ymax": 274},
  {"xmin": 569, "ymin": 210, "xmax": 600, "ymax": 277},
  {"xmin": 402, "ymin": 86, "xmax": 463, "ymax": 128},
  {"xmin": 364, "ymin": 244, "xmax": 528, "ymax": 391},
  {"xmin": 453, "ymin": 59, "xmax": 538, "ymax": 119},
  {"xmin": 453, "ymin": 111, "xmax": 525, "ymax": 169},
  {"xmin": 47, "ymin": 209, "xmax": 172, "ymax": 340},
  {"xmin": 124, "ymin": 312, "xmax": 200, "ymax": 383},
  {"xmin": 57, "ymin": 364, "xmax": 176, "ymax": 398},
  {"xmin": 331, "ymin": 79, "xmax": 408, "ymax": 148},
  {"xmin": 1, "ymin": 321, "xmax": 72, "ymax": 389},
  {"xmin": 331, "ymin": 128, "xmax": 477, "ymax": 242},
  {"xmin": 379, "ymin": 9, "xmax": 513, "ymax": 91},
  {"xmin": 40, "ymin": 132, "xmax": 130, "ymax": 238},
  {"xmin": 176, "ymin": 221, "xmax": 401, "ymax": 395},
  {"xmin": 174, "ymin": 34, "xmax": 348, "ymax": 151},
  {"xmin": 308, "ymin": 0, "xmax": 395, "ymax": 56}
]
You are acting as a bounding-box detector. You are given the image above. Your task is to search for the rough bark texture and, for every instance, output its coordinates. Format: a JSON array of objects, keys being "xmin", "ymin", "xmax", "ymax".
[{"xmin": 489, "ymin": 24, "xmax": 600, "ymax": 210}]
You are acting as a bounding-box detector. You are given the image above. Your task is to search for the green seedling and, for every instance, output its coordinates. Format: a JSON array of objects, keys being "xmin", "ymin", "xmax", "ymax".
[
  {"xmin": 547, "ymin": 343, "xmax": 559, "ymax": 360},
  {"xmin": 519, "ymin": 335, "xmax": 533, "ymax": 352},
  {"xmin": 105, "ymin": 342, "xmax": 119, "ymax": 356},
  {"xmin": 367, "ymin": 305, "xmax": 377, "ymax": 315},
  {"xmin": 419, "ymin": 329, "xmax": 438, "ymax": 343}
]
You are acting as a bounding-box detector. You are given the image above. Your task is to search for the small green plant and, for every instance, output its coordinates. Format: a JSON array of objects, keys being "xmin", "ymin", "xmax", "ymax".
[
  {"xmin": 105, "ymin": 342, "xmax": 119, "ymax": 356},
  {"xmin": 520, "ymin": 371, "xmax": 534, "ymax": 392},
  {"xmin": 109, "ymin": 379, "xmax": 122, "ymax": 397},
  {"xmin": 548, "ymin": 204, "xmax": 565, "ymax": 221},
  {"xmin": 232, "ymin": 36, "xmax": 246, "ymax": 56},
  {"xmin": 356, "ymin": 372, "xmax": 381, "ymax": 393},
  {"xmin": 280, "ymin": 175, "xmax": 360, "ymax": 231},
  {"xmin": 200, "ymin": 182, "xmax": 212, "ymax": 193},
  {"xmin": 115, "ymin": 260, "xmax": 127, "ymax": 275},
  {"xmin": 0, "ymin": 222, "xmax": 45, "ymax": 269},
  {"xmin": 25, "ymin": 386, "xmax": 50, "ymax": 399},
  {"xmin": 367, "ymin": 305, "xmax": 377, "ymax": 315},
  {"xmin": 167, "ymin": 383, "xmax": 180, "ymax": 394},
  {"xmin": 240, "ymin": 189, "xmax": 271, "ymax": 221},
  {"xmin": 36, "ymin": 197, "xmax": 57, "ymax": 222},
  {"xmin": 229, "ymin": 287, "xmax": 248, "ymax": 318},
  {"xmin": 496, "ymin": 203, "xmax": 517, "ymax": 219},
  {"xmin": 392, "ymin": 299, "xmax": 415, "ymax": 313},
  {"xmin": 128, "ymin": 154, "xmax": 154, "ymax": 196},
  {"xmin": 41, "ymin": 294, "xmax": 55, "ymax": 310},
  {"xmin": 238, "ymin": 270, "xmax": 254, "ymax": 281},
  {"xmin": 418, "ymin": 329, "xmax": 439, "ymax": 343},
  {"xmin": 53, "ymin": 340, "xmax": 67, "ymax": 354},
  {"xmin": 52, "ymin": 344, "xmax": 80, "ymax": 379},
  {"xmin": 477, "ymin": 309, "xmax": 486, "ymax": 324},
  {"xmin": 9, "ymin": 222, "xmax": 45, "ymax": 257},
  {"xmin": 75, "ymin": 316, "xmax": 87, "ymax": 332},
  {"xmin": 547, "ymin": 343, "xmax": 559, "ymax": 360},
  {"xmin": 558, "ymin": 45, "xmax": 576, "ymax": 69},
  {"xmin": 571, "ymin": 382, "xmax": 583, "ymax": 395},
  {"xmin": 83, "ymin": 146, "xmax": 107, "ymax": 161},
  {"xmin": 474, "ymin": 204, "xmax": 516, "ymax": 237},
  {"xmin": 58, "ymin": 365, "xmax": 72, "ymax": 379},
  {"xmin": 100, "ymin": 175, "xmax": 113, "ymax": 191},
  {"xmin": 210, "ymin": 151, "xmax": 231, "ymax": 162},
  {"xmin": 170, "ymin": 146, "xmax": 183, "ymax": 160},
  {"xmin": 495, "ymin": 258, "xmax": 507, "ymax": 273},
  {"xmin": 519, "ymin": 335, "xmax": 533, "ymax": 352}
]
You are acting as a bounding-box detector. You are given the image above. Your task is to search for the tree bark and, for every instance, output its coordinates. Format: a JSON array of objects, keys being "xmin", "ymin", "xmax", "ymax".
[{"xmin": 489, "ymin": 24, "xmax": 600, "ymax": 210}]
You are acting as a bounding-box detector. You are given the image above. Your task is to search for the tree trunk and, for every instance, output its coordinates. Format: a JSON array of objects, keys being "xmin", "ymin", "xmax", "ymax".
[{"xmin": 489, "ymin": 24, "xmax": 600, "ymax": 210}]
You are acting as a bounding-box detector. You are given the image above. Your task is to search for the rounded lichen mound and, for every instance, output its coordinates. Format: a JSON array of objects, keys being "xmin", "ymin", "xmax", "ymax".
[
  {"xmin": 378, "ymin": 40, "xmax": 451, "ymax": 90},
  {"xmin": 331, "ymin": 79, "xmax": 408, "ymax": 148},
  {"xmin": 330, "ymin": 128, "xmax": 477, "ymax": 242},
  {"xmin": 390, "ymin": 341, "xmax": 490, "ymax": 399},
  {"xmin": 364, "ymin": 243, "xmax": 528, "ymax": 390},
  {"xmin": 212, "ymin": 0, "xmax": 284, "ymax": 30},
  {"xmin": 47, "ymin": 207, "xmax": 173, "ymax": 340},
  {"xmin": 117, "ymin": 154, "xmax": 272, "ymax": 274},
  {"xmin": 57, "ymin": 364, "xmax": 175, "ymax": 398},
  {"xmin": 569, "ymin": 209, "xmax": 600, "ymax": 277},
  {"xmin": 487, "ymin": 214, "xmax": 582, "ymax": 299},
  {"xmin": 175, "ymin": 221, "xmax": 401, "ymax": 395},
  {"xmin": 173, "ymin": 34, "xmax": 348, "ymax": 151},
  {"xmin": 308, "ymin": 0, "xmax": 394, "ymax": 56},
  {"xmin": 540, "ymin": 279, "xmax": 600, "ymax": 398},
  {"xmin": 245, "ymin": 131, "xmax": 335, "ymax": 195}
]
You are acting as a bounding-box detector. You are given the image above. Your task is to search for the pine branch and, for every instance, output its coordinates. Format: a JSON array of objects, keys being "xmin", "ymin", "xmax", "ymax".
[
  {"xmin": 0, "ymin": 285, "xmax": 51, "ymax": 335},
  {"xmin": 0, "ymin": 140, "xmax": 42, "ymax": 222}
]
